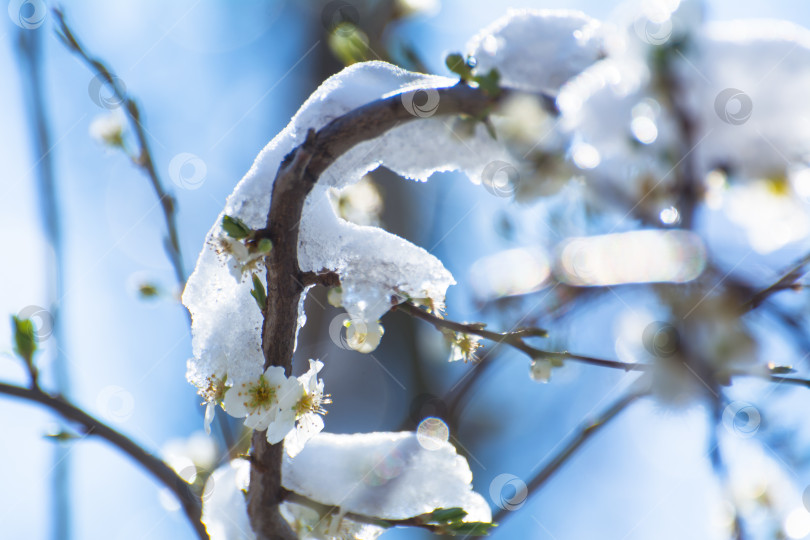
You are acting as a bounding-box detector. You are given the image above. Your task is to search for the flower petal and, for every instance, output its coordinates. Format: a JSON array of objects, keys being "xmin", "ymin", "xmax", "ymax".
[
  {"xmin": 244, "ymin": 408, "xmax": 276, "ymax": 431},
  {"xmin": 266, "ymin": 408, "xmax": 297, "ymax": 445},
  {"xmin": 222, "ymin": 381, "xmax": 251, "ymax": 418},
  {"xmin": 285, "ymin": 413, "xmax": 324, "ymax": 458},
  {"xmin": 277, "ymin": 376, "xmax": 304, "ymax": 411}
]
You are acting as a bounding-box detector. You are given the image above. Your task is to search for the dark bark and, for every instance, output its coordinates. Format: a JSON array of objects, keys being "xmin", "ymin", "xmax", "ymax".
[{"xmin": 247, "ymin": 84, "xmax": 501, "ymax": 539}]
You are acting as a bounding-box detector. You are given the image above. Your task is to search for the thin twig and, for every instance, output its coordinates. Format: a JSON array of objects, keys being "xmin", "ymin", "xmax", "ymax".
[
  {"xmin": 769, "ymin": 374, "xmax": 810, "ymax": 388},
  {"xmin": 52, "ymin": 8, "xmax": 186, "ymax": 288},
  {"xmin": 708, "ymin": 397, "xmax": 747, "ymax": 540},
  {"xmin": 52, "ymin": 4, "xmax": 239, "ymax": 460},
  {"xmin": 396, "ymin": 302, "xmax": 649, "ymax": 373},
  {"xmin": 744, "ymin": 251, "xmax": 810, "ymax": 310},
  {"xmin": 284, "ymin": 491, "xmax": 491, "ymax": 536},
  {"xmin": 399, "ymin": 302, "xmax": 810, "ymax": 391},
  {"xmin": 0, "ymin": 381, "xmax": 207, "ymax": 539},
  {"xmin": 444, "ymin": 356, "xmax": 494, "ymax": 417},
  {"xmin": 494, "ymin": 391, "xmax": 645, "ymax": 524}
]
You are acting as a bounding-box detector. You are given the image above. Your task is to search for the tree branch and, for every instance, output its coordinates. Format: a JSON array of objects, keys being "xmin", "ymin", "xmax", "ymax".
[
  {"xmin": 15, "ymin": 23, "xmax": 73, "ymax": 538},
  {"xmin": 659, "ymin": 44, "xmax": 702, "ymax": 231},
  {"xmin": 223, "ymin": 57, "xmax": 810, "ymax": 537},
  {"xmin": 300, "ymin": 270, "xmax": 341, "ymax": 288},
  {"xmin": 768, "ymin": 374, "xmax": 810, "ymax": 388},
  {"xmin": 398, "ymin": 302, "xmax": 810, "ymax": 392},
  {"xmin": 52, "ymin": 8, "xmax": 186, "ymax": 289},
  {"xmin": 249, "ymin": 83, "xmax": 504, "ymax": 539},
  {"xmin": 493, "ymin": 390, "xmax": 645, "ymax": 524},
  {"xmin": 395, "ymin": 301, "xmax": 649, "ymax": 373},
  {"xmin": 52, "ymin": 2, "xmax": 240, "ymax": 474},
  {"xmin": 743, "ymin": 251, "xmax": 810, "ymax": 310},
  {"xmin": 283, "ymin": 490, "xmax": 491, "ymax": 536},
  {"xmin": 707, "ymin": 397, "xmax": 748, "ymax": 540},
  {"xmin": 0, "ymin": 381, "xmax": 207, "ymax": 540}
]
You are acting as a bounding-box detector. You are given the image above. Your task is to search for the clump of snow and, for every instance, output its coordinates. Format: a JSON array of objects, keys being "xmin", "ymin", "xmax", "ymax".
[
  {"xmin": 202, "ymin": 431, "xmax": 491, "ymax": 539},
  {"xmin": 202, "ymin": 458, "xmax": 384, "ymax": 540},
  {"xmin": 201, "ymin": 459, "xmax": 254, "ymax": 540},
  {"xmin": 282, "ymin": 431, "xmax": 492, "ymax": 522},
  {"xmin": 467, "ymin": 9, "xmax": 604, "ymax": 94}
]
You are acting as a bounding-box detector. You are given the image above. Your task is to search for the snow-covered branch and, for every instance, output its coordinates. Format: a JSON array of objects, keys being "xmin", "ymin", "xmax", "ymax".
[
  {"xmin": 247, "ymin": 79, "xmax": 505, "ymax": 540},
  {"xmin": 203, "ymin": 432, "xmax": 493, "ymax": 539}
]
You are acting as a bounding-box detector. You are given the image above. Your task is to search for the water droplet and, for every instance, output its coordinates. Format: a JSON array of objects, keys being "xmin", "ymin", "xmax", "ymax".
[{"xmin": 416, "ymin": 417, "xmax": 449, "ymax": 450}]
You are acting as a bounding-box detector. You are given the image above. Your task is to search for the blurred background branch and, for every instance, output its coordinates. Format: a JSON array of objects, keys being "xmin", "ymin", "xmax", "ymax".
[
  {"xmin": 494, "ymin": 389, "xmax": 647, "ymax": 524},
  {"xmin": 53, "ymin": 8, "xmax": 186, "ymax": 289},
  {"xmin": 0, "ymin": 380, "xmax": 207, "ymax": 539},
  {"xmin": 14, "ymin": 20, "xmax": 71, "ymax": 540}
]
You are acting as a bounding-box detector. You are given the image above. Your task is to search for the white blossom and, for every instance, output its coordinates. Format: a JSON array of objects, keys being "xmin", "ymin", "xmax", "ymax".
[
  {"xmin": 710, "ymin": 436, "xmax": 805, "ymax": 539},
  {"xmin": 345, "ymin": 319, "xmax": 384, "ymax": 354},
  {"xmin": 223, "ymin": 365, "xmax": 300, "ymax": 431},
  {"xmin": 89, "ymin": 111, "xmax": 125, "ymax": 147},
  {"xmin": 689, "ymin": 19, "xmax": 810, "ymax": 181},
  {"xmin": 721, "ymin": 177, "xmax": 810, "ymax": 254},
  {"xmin": 210, "ymin": 233, "xmax": 271, "ymax": 281},
  {"xmin": 557, "ymin": 3, "xmax": 810, "ymax": 217},
  {"xmin": 449, "ymin": 332, "xmax": 482, "ymax": 363},
  {"xmin": 281, "ymin": 360, "xmax": 331, "ymax": 456}
]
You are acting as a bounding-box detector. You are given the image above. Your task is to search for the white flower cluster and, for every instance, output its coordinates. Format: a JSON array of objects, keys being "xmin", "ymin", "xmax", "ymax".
[
  {"xmin": 448, "ymin": 332, "xmax": 483, "ymax": 363},
  {"xmin": 209, "ymin": 359, "xmax": 329, "ymax": 457},
  {"xmin": 210, "ymin": 234, "xmax": 271, "ymax": 282}
]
